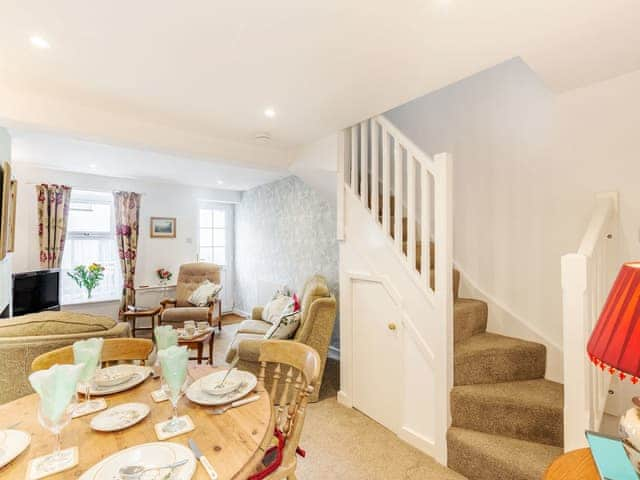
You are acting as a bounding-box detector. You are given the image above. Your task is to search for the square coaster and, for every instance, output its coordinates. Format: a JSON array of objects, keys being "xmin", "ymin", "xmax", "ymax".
[
  {"xmin": 26, "ymin": 446, "xmax": 78, "ymax": 480},
  {"xmin": 72, "ymin": 398, "xmax": 107, "ymax": 418},
  {"xmin": 151, "ymin": 389, "xmax": 168, "ymax": 402},
  {"xmin": 154, "ymin": 415, "xmax": 195, "ymax": 440}
]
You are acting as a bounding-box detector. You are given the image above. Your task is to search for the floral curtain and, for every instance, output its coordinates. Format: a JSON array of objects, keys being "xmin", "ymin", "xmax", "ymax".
[
  {"xmin": 113, "ymin": 191, "xmax": 141, "ymax": 309},
  {"xmin": 37, "ymin": 184, "xmax": 72, "ymax": 268}
]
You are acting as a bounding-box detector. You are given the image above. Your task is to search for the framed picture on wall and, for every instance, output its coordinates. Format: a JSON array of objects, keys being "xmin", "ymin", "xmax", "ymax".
[
  {"xmin": 0, "ymin": 161, "xmax": 11, "ymax": 261},
  {"xmin": 150, "ymin": 217, "xmax": 176, "ymax": 238}
]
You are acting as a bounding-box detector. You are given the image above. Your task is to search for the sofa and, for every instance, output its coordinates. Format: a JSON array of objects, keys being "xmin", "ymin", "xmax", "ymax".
[
  {"xmin": 225, "ymin": 275, "xmax": 336, "ymax": 402},
  {"xmin": 0, "ymin": 311, "xmax": 130, "ymax": 404}
]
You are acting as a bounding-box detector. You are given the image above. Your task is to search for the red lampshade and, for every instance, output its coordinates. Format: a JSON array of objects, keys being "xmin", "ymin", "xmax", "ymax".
[{"xmin": 587, "ymin": 262, "xmax": 640, "ymax": 383}]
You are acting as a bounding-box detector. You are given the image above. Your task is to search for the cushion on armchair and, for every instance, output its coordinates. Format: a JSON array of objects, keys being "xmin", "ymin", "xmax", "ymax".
[
  {"xmin": 261, "ymin": 293, "xmax": 293, "ymax": 324},
  {"xmin": 161, "ymin": 307, "xmax": 211, "ymax": 323},
  {"xmin": 237, "ymin": 319, "xmax": 272, "ymax": 335},
  {"xmin": 188, "ymin": 280, "xmax": 222, "ymax": 307}
]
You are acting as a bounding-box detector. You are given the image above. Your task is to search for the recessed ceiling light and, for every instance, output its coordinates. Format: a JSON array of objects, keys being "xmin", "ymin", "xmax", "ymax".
[
  {"xmin": 264, "ymin": 108, "xmax": 276, "ymax": 118},
  {"xmin": 216, "ymin": 180, "xmax": 224, "ymax": 185},
  {"xmin": 30, "ymin": 36, "xmax": 50, "ymax": 49},
  {"xmin": 89, "ymin": 164, "xmax": 97, "ymax": 169}
]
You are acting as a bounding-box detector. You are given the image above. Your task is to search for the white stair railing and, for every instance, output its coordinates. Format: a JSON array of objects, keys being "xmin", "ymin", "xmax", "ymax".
[
  {"xmin": 561, "ymin": 192, "xmax": 618, "ymax": 451},
  {"xmin": 341, "ymin": 114, "xmax": 452, "ymax": 300}
]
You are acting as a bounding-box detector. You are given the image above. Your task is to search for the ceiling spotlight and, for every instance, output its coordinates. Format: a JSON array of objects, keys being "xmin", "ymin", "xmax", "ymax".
[
  {"xmin": 264, "ymin": 108, "xmax": 276, "ymax": 118},
  {"xmin": 30, "ymin": 36, "xmax": 50, "ymax": 49},
  {"xmin": 89, "ymin": 164, "xmax": 97, "ymax": 170},
  {"xmin": 216, "ymin": 180, "xmax": 224, "ymax": 185}
]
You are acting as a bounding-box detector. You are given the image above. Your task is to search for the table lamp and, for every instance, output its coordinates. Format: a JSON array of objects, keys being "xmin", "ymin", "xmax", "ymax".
[{"xmin": 587, "ymin": 261, "xmax": 640, "ymax": 471}]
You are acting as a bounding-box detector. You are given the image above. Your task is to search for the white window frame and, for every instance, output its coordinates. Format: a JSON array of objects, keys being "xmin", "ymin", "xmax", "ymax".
[
  {"xmin": 197, "ymin": 202, "xmax": 234, "ymax": 311},
  {"xmin": 61, "ymin": 190, "xmax": 122, "ymax": 305}
]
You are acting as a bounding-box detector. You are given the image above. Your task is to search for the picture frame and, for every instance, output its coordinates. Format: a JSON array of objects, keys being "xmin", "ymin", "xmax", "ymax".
[
  {"xmin": 0, "ymin": 161, "xmax": 11, "ymax": 261},
  {"xmin": 150, "ymin": 217, "xmax": 176, "ymax": 238}
]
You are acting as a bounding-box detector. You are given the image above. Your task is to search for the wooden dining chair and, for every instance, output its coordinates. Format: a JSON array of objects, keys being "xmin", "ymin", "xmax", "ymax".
[
  {"xmin": 249, "ymin": 340, "xmax": 321, "ymax": 480},
  {"xmin": 31, "ymin": 338, "xmax": 154, "ymax": 371}
]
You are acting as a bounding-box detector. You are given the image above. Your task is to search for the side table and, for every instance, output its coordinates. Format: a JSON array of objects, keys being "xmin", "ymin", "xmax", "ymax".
[
  {"xmin": 120, "ymin": 306, "xmax": 162, "ymax": 339},
  {"xmin": 178, "ymin": 329, "xmax": 215, "ymax": 365},
  {"xmin": 543, "ymin": 448, "xmax": 599, "ymax": 480}
]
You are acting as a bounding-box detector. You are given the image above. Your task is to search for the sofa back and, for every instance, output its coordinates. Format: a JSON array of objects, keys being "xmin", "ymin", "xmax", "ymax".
[
  {"xmin": 0, "ymin": 312, "xmax": 130, "ymax": 405},
  {"xmin": 176, "ymin": 262, "xmax": 221, "ymax": 307}
]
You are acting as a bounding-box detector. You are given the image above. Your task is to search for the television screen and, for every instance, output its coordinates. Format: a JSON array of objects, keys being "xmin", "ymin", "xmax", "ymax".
[{"xmin": 12, "ymin": 270, "xmax": 60, "ymax": 317}]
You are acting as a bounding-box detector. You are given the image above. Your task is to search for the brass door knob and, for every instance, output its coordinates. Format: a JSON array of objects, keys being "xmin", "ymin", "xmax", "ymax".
[{"xmin": 388, "ymin": 323, "xmax": 397, "ymax": 331}]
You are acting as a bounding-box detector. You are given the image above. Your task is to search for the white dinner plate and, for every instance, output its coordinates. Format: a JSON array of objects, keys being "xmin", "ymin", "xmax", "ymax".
[
  {"xmin": 79, "ymin": 442, "xmax": 196, "ymax": 480},
  {"xmin": 79, "ymin": 365, "xmax": 152, "ymax": 396},
  {"xmin": 90, "ymin": 402, "xmax": 150, "ymax": 432},
  {"xmin": 186, "ymin": 370, "xmax": 257, "ymax": 406},
  {"xmin": 0, "ymin": 429, "xmax": 31, "ymax": 469}
]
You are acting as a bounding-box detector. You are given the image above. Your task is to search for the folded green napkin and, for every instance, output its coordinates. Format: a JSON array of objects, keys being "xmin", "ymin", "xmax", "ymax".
[
  {"xmin": 73, "ymin": 337, "xmax": 104, "ymax": 381},
  {"xmin": 29, "ymin": 364, "xmax": 84, "ymax": 423},
  {"xmin": 155, "ymin": 325, "xmax": 178, "ymax": 351},
  {"xmin": 158, "ymin": 345, "xmax": 188, "ymax": 401}
]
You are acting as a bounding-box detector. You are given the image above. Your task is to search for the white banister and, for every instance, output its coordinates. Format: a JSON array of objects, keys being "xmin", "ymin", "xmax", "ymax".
[
  {"xmin": 421, "ymin": 168, "xmax": 431, "ymax": 286},
  {"xmin": 342, "ymin": 113, "xmax": 448, "ymax": 297},
  {"xmin": 360, "ymin": 121, "xmax": 368, "ymax": 208},
  {"xmin": 350, "ymin": 126, "xmax": 358, "ymax": 189},
  {"xmin": 370, "ymin": 119, "xmax": 379, "ymax": 220},
  {"xmin": 407, "ymin": 156, "xmax": 416, "ymax": 270},
  {"xmin": 394, "ymin": 141, "xmax": 403, "ymax": 251},
  {"xmin": 381, "ymin": 127, "xmax": 391, "ymax": 235},
  {"xmin": 561, "ymin": 192, "xmax": 618, "ymax": 451}
]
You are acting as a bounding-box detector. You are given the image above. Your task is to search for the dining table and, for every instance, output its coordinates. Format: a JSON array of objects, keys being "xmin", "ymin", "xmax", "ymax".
[{"xmin": 0, "ymin": 365, "xmax": 274, "ymax": 480}]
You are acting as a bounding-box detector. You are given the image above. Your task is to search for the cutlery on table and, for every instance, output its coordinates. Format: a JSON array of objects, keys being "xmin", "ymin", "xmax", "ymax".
[
  {"xmin": 207, "ymin": 394, "xmax": 261, "ymax": 415},
  {"xmin": 189, "ymin": 438, "xmax": 218, "ymax": 480},
  {"xmin": 216, "ymin": 356, "xmax": 239, "ymax": 387},
  {"xmin": 118, "ymin": 458, "xmax": 188, "ymax": 479},
  {"xmin": 2, "ymin": 421, "xmax": 21, "ymax": 430}
]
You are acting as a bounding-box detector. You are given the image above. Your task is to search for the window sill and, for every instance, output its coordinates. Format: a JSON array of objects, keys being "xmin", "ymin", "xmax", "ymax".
[{"xmin": 62, "ymin": 296, "xmax": 120, "ymax": 307}]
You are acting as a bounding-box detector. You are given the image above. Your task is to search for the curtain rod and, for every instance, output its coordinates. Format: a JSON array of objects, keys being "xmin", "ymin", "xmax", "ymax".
[{"xmin": 23, "ymin": 182, "xmax": 147, "ymax": 195}]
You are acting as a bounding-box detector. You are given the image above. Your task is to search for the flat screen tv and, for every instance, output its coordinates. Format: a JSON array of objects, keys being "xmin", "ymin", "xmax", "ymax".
[{"xmin": 12, "ymin": 269, "xmax": 60, "ymax": 317}]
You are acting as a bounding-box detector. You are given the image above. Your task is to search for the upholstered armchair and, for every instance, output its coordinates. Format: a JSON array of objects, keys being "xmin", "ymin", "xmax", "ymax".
[
  {"xmin": 225, "ymin": 275, "xmax": 336, "ymax": 402},
  {"xmin": 159, "ymin": 262, "xmax": 223, "ymax": 331}
]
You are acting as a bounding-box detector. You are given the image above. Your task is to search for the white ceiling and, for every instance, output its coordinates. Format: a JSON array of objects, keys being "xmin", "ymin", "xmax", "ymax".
[
  {"xmin": 0, "ymin": 1, "xmax": 639, "ymax": 169},
  {"xmin": 10, "ymin": 130, "xmax": 287, "ymax": 191}
]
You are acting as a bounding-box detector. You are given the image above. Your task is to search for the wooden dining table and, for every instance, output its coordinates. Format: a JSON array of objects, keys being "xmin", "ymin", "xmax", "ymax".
[{"xmin": 0, "ymin": 365, "xmax": 274, "ymax": 479}]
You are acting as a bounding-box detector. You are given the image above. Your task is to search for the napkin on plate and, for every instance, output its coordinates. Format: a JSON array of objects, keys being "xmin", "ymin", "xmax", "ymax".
[
  {"xmin": 28, "ymin": 364, "xmax": 84, "ymax": 423},
  {"xmin": 72, "ymin": 337, "xmax": 104, "ymax": 380},
  {"xmin": 154, "ymin": 325, "xmax": 178, "ymax": 351},
  {"xmin": 158, "ymin": 345, "xmax": 188, "ymax": 400}
]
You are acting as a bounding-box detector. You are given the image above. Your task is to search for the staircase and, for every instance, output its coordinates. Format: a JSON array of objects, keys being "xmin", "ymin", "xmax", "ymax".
[
  {"xmin": 339, "ymin": 115, "xmax": 564, "ymax": 475},
  {"xmin": 447, "ymin": 267, "xmax": 564, "ymax": 479}
]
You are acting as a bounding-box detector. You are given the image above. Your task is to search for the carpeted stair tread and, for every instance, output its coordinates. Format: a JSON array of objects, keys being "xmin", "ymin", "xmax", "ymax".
[
  {"xmin": 447, "ymin": 427, "xmax": 562, "ymax": 480},
  {"xmin": 451, "ymin": 379, "xmax": 563, "ymax": 446},
  {"xmin": 454, "ymin": 333, "xmax": 546, "ymax": 385},
  {"xmin": 454, "ymin": 299, "xmax": 488, "ymax": 343}
]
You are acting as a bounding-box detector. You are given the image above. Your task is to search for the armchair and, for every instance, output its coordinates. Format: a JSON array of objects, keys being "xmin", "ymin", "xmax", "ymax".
[
  {"xmin": 159, "ymin": 262, "xmax": 223, "ymax": 331},
  {"xmin": 225, "ymin": 275, "xmax": 336, "ymax": 402}
]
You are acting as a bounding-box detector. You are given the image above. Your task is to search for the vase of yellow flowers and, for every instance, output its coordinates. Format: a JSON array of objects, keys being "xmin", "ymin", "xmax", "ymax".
[{"xmin": 67, "ymin": 263, "xmax": 105, "ymax": 299}]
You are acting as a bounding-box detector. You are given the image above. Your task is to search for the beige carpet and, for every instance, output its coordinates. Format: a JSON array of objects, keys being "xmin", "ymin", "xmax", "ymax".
[{"xmin": 214, "ymin": 323, "xmax": 466, "ymax": 480}]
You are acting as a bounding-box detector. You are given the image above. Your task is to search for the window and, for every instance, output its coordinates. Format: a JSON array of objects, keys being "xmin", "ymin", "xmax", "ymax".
[
  {"xmin": 61, "ymin": 191, "xmax": 122, "ymax": 304},
  {"xmin": 198, "ymin": 207, "xmax": 227, "ymax": 265}
]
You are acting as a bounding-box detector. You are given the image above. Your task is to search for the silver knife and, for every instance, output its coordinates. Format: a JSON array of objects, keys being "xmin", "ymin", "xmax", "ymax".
[{"xmin": 188, "ymin": 438, "xmax": 218, "ymax": 480}]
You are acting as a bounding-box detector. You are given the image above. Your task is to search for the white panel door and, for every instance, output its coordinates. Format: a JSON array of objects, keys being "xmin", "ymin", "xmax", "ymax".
[{"xmin": 352, "ymin": 279, "xmax": 402, "ymax": 432}]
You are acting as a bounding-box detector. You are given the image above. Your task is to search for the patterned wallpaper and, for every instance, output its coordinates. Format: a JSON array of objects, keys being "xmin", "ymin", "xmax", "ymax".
[{"xmin": 234, "ymin": 175, "xmax": 339, "ymax": 347}]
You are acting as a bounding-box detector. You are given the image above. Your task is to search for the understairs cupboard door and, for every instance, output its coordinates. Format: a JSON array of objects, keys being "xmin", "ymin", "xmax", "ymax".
[{"xmin": 352, "ymin": 278, "xmax": 402, "ymax": 433}]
